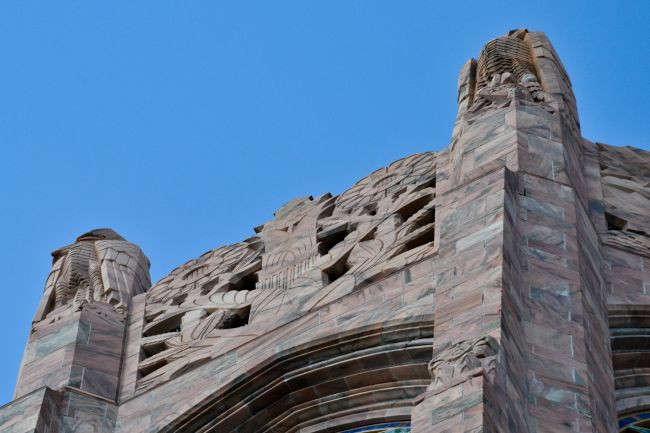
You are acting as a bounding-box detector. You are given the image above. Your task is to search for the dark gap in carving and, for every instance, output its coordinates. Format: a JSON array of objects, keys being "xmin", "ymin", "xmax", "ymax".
[
  {"xmin": 411, "ymin": 207, "xmax": 435, "ymax": 228},
  {"xmin": 390, "ymin": 186, "xmax": 408, "ymax": 200},
  {"xmin": 142, "ymin": 340, "xmax": 167, "ymax": 358},
  {"xmin": 395, "ymin": 195, "xmax": 433, "ymax": 223},
  {"xmin": 221, "ymin": 306, "xmax": 251, "ymax": 329},
  {"xmin": 200, "ymin": 278, "xmax": 219, "ymax": 295},
  {"xmin": 360, "ymin": 227, "xmax": 376, "ymax": 242},
  {"xmin": 606, "ymin": 212, "xmax": 628, "ymax": 231},
  {"xmin": 322, "ymin": 251, "xmax": 352, "ymax": 285},
  {"xmin": 318, "ymin": 224, "xmax": 349, "ymax": 255},
  {"xmin": 139, "ymin": 359, "xmax": 167, "ymax": 378},
  {"xmin": 144, "ymin": 310, "xmax": 164, "ymax": 324},
  {"xmin": 171, "ymin": 293, "xmax": 188, "ymax": 305},
  {"xmin": 317, "ymin": 203, "xmax": 336, "ymax": 220},
  {"xmin": 415, "ymin": 177, "xmax": 436, "ymax": 190},
  {"xmin": 143, "ymin": 314, "xmax": 183, "ymax": 337},
  {"xmin": 230, "ymin": 272, "xmax": 258, "ymax": 292},
  {"xmin": 363, "ymin": 203, "xmax": 378, "ymax": 217},
  {"xmin": 403, "ymin": 225, "xmax": 436, "ymax": 251}
]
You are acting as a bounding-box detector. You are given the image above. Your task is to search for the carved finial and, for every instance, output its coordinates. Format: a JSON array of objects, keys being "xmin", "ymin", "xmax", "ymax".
[
  {"xmin": 37, "ymin": 228, "xmax": 150, "ymax": 321},
  {"xmin": 462, "ymin": 30, "xmax": 547, "ymax": 113}
]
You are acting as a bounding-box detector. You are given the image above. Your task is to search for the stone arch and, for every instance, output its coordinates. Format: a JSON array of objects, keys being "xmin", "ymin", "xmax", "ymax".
[{"xmin": 153, "ymin": 322, "xmax": 432, "ymax": 433}]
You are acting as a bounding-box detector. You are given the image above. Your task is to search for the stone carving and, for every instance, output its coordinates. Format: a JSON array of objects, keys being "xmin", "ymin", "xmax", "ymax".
[
  {"xmin": 476, "ymin": 30, "xmax": 540, "ymax": 91},
  {"xmin": 137, "ymin": 241, "xmax": 262, "ymax": 388},
  {"xmin": 7, "ymin": 29, "xmax": 649, "ymax": 433},
  {"xmin": 35, "ymin": 228, "xmax": 150, "ymax": 322},
  {"xmin": 598, "ymin": 143, "xmax": 650, "ymax": 255},
  {"xmin": 428, "ymin": 336, "xmax": 499, "ymax": 391},
  {"xmin": 136, "ymin": 152, "xmax": 437, "ymax": 390},
  {"xmin": 303, "ymin": 152, "xmax": 437, "ymax": 310},
  {"xmin": 470, "ymin": 30, "xmax": 546, "ymax": 112}
]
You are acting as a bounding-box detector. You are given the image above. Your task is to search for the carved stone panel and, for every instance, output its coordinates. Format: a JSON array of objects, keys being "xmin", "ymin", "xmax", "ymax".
[
  {"xmin": 428, "ymin": 336, "xmax": 499, "ymax": 393},
  {"xmin": 136, "ymin": 152, "xmax": 437, "ymax": 391}
]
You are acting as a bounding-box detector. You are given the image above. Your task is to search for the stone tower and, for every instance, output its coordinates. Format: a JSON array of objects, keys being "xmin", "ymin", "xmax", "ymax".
[{"xmin": 1, "ymin": 29, "xmax": 649, "ymax": 433}]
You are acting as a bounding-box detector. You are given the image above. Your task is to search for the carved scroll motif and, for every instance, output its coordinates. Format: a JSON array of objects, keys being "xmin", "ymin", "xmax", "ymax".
[{"xmin": 428, "ymin": 336, "xmax": 499, "ymax": 392}]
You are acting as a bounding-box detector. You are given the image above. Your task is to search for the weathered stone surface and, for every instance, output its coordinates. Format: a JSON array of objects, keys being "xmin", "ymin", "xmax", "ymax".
[
  {"xmin": 5, "ymin": 29, "xmax": 649, "ymax": 433},
  {"xmin": 135, "ymin": 152, "xmax": 436, "ymax": 392},
  {"xmin": 15, "ymin": 230, "xmax": 150, "ymax": 402}
]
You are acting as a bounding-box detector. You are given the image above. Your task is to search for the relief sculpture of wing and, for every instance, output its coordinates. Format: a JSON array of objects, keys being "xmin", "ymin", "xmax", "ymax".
[
  {"xmin": 136, "ymin": 152, "xmax": 437, "ymax": 391},
  {"xmin": 137, "ymin": 240, "xmax": 264, "ymax": 390},
  {"xmin": 96, "ymin": 239, "xmax": 151, "ymax": 312},
  {"xmin": 32, "ymin": 228, "xmax": 150, "ymax": 328}
]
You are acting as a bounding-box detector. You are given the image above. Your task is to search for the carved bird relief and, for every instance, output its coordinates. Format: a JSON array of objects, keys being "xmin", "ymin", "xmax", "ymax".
[{"xmin": 36, "ymin": 228, "xmax": 150, "ymax": 322}]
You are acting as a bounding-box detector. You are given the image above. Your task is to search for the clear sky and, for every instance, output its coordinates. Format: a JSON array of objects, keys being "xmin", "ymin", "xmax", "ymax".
[{"xmin": 0, "ymin": 1, "xmax": 648, "ymax": 404}]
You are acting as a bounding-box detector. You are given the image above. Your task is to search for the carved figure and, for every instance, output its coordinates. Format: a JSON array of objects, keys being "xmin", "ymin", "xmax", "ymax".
[
  {"xmin": 37, "ymin": 228, "xmax": 150, "ymax": 321},
  {"xmin": 428, "ymin": 336, "xmax": 499, "ymax": 390},
  {"xmin": 476, "ymin": 30, "xmax": 538, "ymax": 90},
  {"xmin": 51, "ymin": 229, "xmax": 121, "ymax": 308},
  {"xmin": 470, "ymin": 29, "xmax": 546, "ymax": 112}
]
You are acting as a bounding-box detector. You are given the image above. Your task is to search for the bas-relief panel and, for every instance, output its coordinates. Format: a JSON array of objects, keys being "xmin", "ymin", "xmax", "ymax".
[{"xmin": 137, "ymin": 152, "xmax": 437, "ymax": 390}]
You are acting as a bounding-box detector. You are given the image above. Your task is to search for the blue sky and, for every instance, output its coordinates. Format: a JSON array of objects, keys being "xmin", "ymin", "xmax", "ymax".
[{"xmin": 0, "ymin": 1, "xmax": 648, "ymax": 404}]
